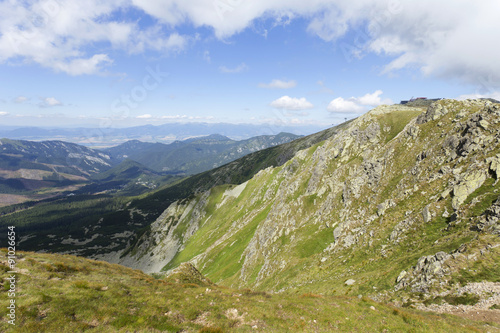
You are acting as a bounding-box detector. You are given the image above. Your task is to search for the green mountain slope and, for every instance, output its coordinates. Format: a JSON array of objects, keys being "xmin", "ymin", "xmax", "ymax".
[
  {"xmin": 114, "ymin": 100, "xmax": 500, "ymax": 315},
  {"xmin": 0, "ymin": 138, "xmax": 113, "ymax": 175},
  {"xmin": 0, "ymin": 139, "xmax": 114, "ymax": 205}
]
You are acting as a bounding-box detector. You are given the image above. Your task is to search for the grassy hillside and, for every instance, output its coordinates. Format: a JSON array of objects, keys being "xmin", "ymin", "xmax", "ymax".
[{"xmin": 0, "ymin": 249, "xmax": 495, "ymax": 332}]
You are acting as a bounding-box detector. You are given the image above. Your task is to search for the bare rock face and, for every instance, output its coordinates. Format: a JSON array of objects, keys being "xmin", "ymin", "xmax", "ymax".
[
  {"xmin": 106, "ymin": 190, "xmax": 211, "ymax": 273},
  {"xmin": 452, "ymin": 170, "xmax": 487, "ymax": 209},
  {"xmin": 345, "ymin": 279, "xmax": 356, "ymax": 286}
]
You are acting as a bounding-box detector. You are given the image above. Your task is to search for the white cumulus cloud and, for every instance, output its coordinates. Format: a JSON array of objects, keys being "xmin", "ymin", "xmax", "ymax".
[
  {"xmin": 327, "ymin": 90, "xmax": 392, "ymax": 113},
  {"xmin": 259, "ymin": 79, "xmax": 297, "ymax": 89},
  {"xmin": 0, "ymin": 0, "xmax": 190, "ymax": 75},
  {"xmin": 270, "ymin": 96, "xmax": 314, "ymax": 110},
  {"xmin": 0, "ymin": 111, "xmax": 9, "ymax": 116},
  {"xmin": 327, "ymin": 97, "xmax": 366, "ymax": 113},
  {"xmin": 137, "ymin": 114, "xmax": 153, "ymax": 119},
  {"xmin": 0, "ymin": 0, "xmax": 498, "ymax": 89},
  {"xmin": 356, "ymin": 90, "xmax": 392, "ymax": 106},
  {"xmin": 457, "ymin": 92, "xmax": 500, "ymax": 102},
  {"xmin": 130, "ymin": 0, "xmax": 500, "ymax": 89}
]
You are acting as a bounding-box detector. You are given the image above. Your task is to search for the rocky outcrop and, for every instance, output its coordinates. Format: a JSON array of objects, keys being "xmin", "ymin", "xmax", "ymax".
[
  {"xmin": 416, "ymin": 102, "xmax": 450, "ymax": 124},
  {"xmin": 473, "ymin": 197, "xmax": 500, "ymax": 235},
  {"xmin": 395, "ymin": 251, "xmax": 452, "ymax": 293},
  {"xmin": 487, "ymin": 154, "xmax": 500, "ymax": 179},
  {"xmin": 165, "ymin": 262, "xmax": 213, "ymax": 286}
]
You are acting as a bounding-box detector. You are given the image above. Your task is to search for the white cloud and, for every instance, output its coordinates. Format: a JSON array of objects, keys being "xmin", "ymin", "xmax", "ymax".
[
  {"xmin": 457, "ymin": 92, "xmax": 500, "ymax": 101},
  {"xmin": 363, "ymin": 1, "xmax": 500, "ymax": 87},
  {"xmin": 355, "ymin": 90, "xmax": 392, "ymax": 106},
  {"xmin": 0, "ymin": 111, "xmax": 8, "ymax": 116},
  {"xmin": 130, "ymin": 0, "xmax": 500, "ymax": 89},
  {"xmin": 0, "ymin": 0, "xmax": 190, "ymax": 75},
  {"xmin": 52, "ymin": 54, "xmax": 113, "ymax": 76},
  {"xmin": 270, "ymin": 96, "xmax": 314, "ymax": 110},
  {"xmin": 137, "ymin": 114, "xmax": 153, "ymax": 119},
  {"xmin": 13, "ymin": 96, "xmax": 28, "ymax": 103},
  {"xmin": 39, "ymin": 97, "xmax": 62, "ymax": 108},
  {"xmin": 259, "ymin": 79, "xmax": 297, "ymax": 89},
  {"xmin": 327, "ymin": 90, "xmax": 392, "ymax": 113},
  {"xmin": 129, "ymin": 30, "xmax": 189, "ymax": 54},
  {"xmin": 327, "ymin": 97, "xmax": 366, "ymax": 113},
  {"xmin": 0, "ymin": 0, "xmax": 498, "ymax": 88},
  {"xmin": 219, "ymin": 63, "xmax": 248, "ymax": 73}
]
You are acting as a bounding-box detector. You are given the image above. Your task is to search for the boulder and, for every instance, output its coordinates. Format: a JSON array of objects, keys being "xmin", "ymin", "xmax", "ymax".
[
  {"xmin": 452, "ymin": 170, "xmax": 487, "ymax": 209},
  {"xmin": 345, "ymin": 279, "xmax": 356, "ymax": 286},
  {"xmin": 422, "ymin": 205, "xmax": 432, "ymax": 223}
]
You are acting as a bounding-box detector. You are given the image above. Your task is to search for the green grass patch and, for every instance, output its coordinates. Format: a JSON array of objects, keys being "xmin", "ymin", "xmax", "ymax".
[
  {"xmin": 378, "ymin": 110, "xmax": 423, "ymax": 143},
  {"xmin": 295, "ymin": 226, "xmax": 335, "ymax": 258},
  {"xmin": 203, "ymin": 205, "xmax": 272, "ymax": 282}
]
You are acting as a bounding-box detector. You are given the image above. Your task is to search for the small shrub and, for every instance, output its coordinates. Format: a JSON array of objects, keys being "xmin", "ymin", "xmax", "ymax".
[
  {"xmin": 40, "ymin": 293, "xmax": 52, "ymax": 303},
  {"xmin": 73, "ymin": 280, "xmax": 89, "ymax": 289}
]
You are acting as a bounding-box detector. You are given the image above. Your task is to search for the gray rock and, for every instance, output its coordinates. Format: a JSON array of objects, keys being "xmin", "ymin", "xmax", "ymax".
[
  {"xmin": 396, "ymin": 270, "xmax": 407, "ymax": 283},
  {"xmin": 377, "ymin": 199, "xmax": 395, "ymax": 216},
  {"xmin": 487, "ymin": 154, "xmax": 500, "ymax": 179},
  {"xmin": 452, "ymin": 170, "xmax": 487, "ymax": 209},
  {"xmin": 345, "ymin": 279, "xmax": 356, "ymax": 286},
  {"xmin": 422, "ymin": 205, "xmax": 432, "ymax": 223},
  {"xmin": 416, "ymin": 103, "xmax": 449, "ymax": 124}
]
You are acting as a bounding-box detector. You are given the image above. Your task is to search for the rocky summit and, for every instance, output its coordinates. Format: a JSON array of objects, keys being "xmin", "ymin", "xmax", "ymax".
[{"xmin": 93, "ymin": 99, "xmax": 499, "ymax": 320}]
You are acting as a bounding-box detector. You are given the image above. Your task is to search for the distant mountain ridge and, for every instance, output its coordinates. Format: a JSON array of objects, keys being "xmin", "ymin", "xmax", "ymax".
[
  {"xmin": 104, "ymin": 132, "xmax": 302, "ymax": 174},
  {"xmin": 0, "ymin": 132, "xmax": 301, "ymax": 205},
  {"xmin": 0, "ymin": 122, "xmax": 326, "ymax": 147}
]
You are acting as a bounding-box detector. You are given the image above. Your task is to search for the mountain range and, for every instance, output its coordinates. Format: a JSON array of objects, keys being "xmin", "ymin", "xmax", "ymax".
[
  {"xmin": 0, "ymin": 122, "xmax": 324, "ymax": 147},
  {"xmin": 1, "ymin": 99, "xmax": 499, "ymax": 331},
  {"xmin": 0, "ymin": 133, "xmax": 299, "ymax": 206}
]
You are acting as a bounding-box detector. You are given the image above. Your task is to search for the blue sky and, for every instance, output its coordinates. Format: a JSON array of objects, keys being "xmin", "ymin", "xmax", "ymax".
[{"xmin": 0, "ymin": 0, "xmax": 499, "ymax": 129}]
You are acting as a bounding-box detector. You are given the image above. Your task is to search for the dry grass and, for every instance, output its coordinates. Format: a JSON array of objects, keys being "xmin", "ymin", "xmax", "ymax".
[{"xmin": 0, "ymin": 250, "xmax": 496, "ymax": 332}]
